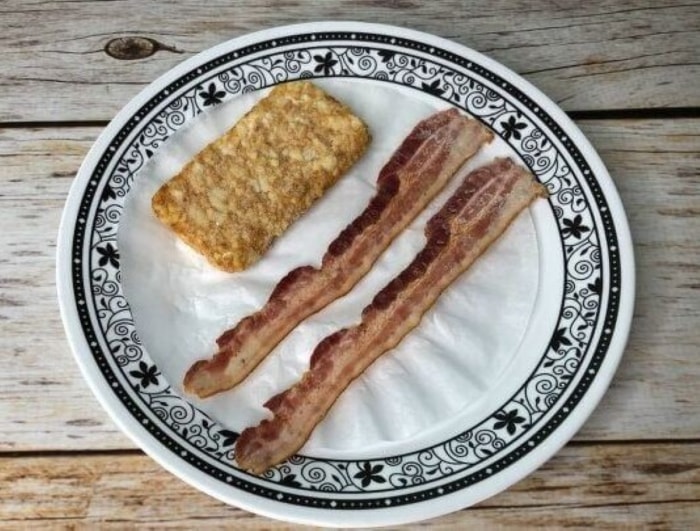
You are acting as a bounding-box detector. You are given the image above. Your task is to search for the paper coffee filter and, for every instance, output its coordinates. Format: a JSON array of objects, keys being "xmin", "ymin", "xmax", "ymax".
[{"xmin": 118, "ymin": 79, "xmax": 539, "ymax": 457}]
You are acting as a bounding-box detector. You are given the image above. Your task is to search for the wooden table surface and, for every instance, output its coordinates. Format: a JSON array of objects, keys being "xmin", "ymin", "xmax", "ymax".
[{"xmin": 1, "ymin": 1, "xmax": 699, "ymax": 528}]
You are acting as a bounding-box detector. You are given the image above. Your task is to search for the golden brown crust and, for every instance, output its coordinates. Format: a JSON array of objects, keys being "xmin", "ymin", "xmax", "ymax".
[{"xmin": 151, "ymin": 81, "xmax": 370, "ymax": 272}]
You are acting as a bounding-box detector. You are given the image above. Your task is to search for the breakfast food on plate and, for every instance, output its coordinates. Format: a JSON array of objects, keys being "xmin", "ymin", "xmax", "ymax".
[
  {"xmin": 234, "ymin": 158, "xmax": 548, "ymax": 474},
  {"xmin": 152, "ymin": 81, "xmax": 370, "ymax": 272},
  {"xmin": 183, "ymin": 108, "xmax": 494, "ymax": 398}
]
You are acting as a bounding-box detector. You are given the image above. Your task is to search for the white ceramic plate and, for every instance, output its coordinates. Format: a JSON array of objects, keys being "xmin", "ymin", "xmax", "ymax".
[{"xmin": 57, "ymin": 22, "xmax": 634, "ymax": 527}]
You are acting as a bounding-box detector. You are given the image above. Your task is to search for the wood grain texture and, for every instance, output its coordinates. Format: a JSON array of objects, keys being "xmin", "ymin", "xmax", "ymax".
[
  {"xmin": 0, "ymin": 118, "xmax": 698, "ymax": 452},
  {"xmin": 573, "ymin": 118, "xmax": 700, "ymax": 439},
  {"xmin": 1, "ymin": 0, "xmax": 699, "ymax": 121},
  {"xmin": 0, "ymin": 127, "xmax": 133, "ymax": 451},
  {"xmin": 1, "ymin": 443, "xmax": 699, "ymax": 527}
]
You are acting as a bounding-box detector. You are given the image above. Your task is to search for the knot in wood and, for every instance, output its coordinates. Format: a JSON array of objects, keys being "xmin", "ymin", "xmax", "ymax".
[{"xmin": 105, "ymin": 37, "xmax": 158, "ymax": 60}]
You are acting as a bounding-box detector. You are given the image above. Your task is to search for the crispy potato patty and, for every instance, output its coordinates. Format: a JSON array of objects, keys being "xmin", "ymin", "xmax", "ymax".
[{"xmin": 152, "ymin": 81, "xmax": 370, "ymax": 271}]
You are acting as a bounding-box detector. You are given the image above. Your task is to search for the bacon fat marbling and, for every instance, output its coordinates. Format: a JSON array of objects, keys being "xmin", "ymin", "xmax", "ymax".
[
  {"xmin": 234, "ymin": 158, "xmax": 548, "ymax": 474},
  {"xmin": 183, "ymin": 109, "xmax": 493, "ymax": 398}
]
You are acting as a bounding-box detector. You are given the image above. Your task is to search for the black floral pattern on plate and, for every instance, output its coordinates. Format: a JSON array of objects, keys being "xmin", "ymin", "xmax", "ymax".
[
  {"xmin": 199, "ymin": 82, "xmax": 226, "ymax": 106},
  {"xmin": 353, "ymin": 462, "xmax": 387, "ymax": 488},
  {"xmin": 129, "ymin": 361, "xmax": 159, "ymax": 388},
  {"xmin": 500, "ymin": 115, "xmax": 527, "ymax": 140},
  {"xmin": 494, "ymin": 409, "xmax": 527, "ymax": 436},
  {"xmin": 561, "ymin": 214, "xmax": 591, "ymax": 239},
  {"xmin": 313, "ymin": 51, "xmax": 338, "ymax": 75},
  {"xmin": 96, "ymin": 243, "xmax": 119, "ymax": 268}
]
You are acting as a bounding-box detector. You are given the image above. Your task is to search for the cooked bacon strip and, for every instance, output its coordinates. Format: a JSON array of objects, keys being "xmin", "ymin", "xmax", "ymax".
[
  {"xmin": 183, "ymin": 109, "xmax": 493, "ymax": 397},
  {"xmin": 234, "ymin": 158, "xmax": 547, "ymax": 474}
]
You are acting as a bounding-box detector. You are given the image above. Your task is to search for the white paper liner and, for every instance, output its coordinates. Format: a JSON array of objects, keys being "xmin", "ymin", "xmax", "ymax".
[{"xmin": 119, "ymin": 79, "xmax": 539, "ymax": 456}]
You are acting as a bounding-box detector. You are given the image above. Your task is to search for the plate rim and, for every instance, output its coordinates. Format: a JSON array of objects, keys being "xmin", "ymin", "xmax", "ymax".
[{"xmin": 57, "ymin": 20, "xmax": 635, "ymax": 527}]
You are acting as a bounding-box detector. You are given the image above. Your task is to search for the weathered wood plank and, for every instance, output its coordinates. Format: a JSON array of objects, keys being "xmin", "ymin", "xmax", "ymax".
[
  {"xmin": 574, "ymin": 118, "xmax": 700, "ymax": 439},
  {"xmin": 1, "ymin": 443, "xmax": 699, "ymax": 527},
  {"xmin": 1, "ymin": 0, "xmax": 698, "ymax": 121},
  {"xmin": 0, "ymin": 118, "xmax": 698, "ymax": 451},
  {"xmin": 0, "ymin": 128, "xmax": 134, "ymax": 451}
]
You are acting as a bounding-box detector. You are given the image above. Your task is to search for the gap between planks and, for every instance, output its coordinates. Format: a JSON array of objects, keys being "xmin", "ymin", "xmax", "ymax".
[
  {"xmin": 1, "ymin": 107, "xmax": 700, "ymax": 130},
  {"xmin": 2, "ymin": 437, "xmax": 700, "ymax": 458}
]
